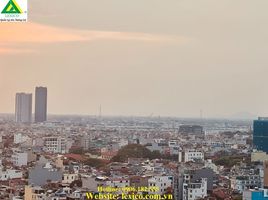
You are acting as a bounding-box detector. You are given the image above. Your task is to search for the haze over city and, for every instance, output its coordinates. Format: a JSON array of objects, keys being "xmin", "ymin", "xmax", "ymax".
[
  {"xmin": 1, "ymin": 0, "xmax": 268, "ymax": 118},
  {"xmin": 3, "ymin": 1, "xmax": 268, "ymax": 200}
]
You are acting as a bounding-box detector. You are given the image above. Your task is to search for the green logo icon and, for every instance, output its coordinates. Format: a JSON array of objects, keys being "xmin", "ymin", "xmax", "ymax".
[{"xmin": 1, "ymin": 0, "xmax": 23, "ymax": 14}]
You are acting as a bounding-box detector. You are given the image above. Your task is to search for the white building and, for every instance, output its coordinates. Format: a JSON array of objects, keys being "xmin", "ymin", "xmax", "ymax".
[
  {"xmin": 179, "ymin": 150, "xmax": 204, "ymax": 163},
  {"xmin": 146, "ymin": 142, "xmax": 169, "ymax": 154},
  {"xmin": 14, "ymin": 133, "xmax": 30, "ymax": 144},
  {"xmin": 0, "ymin": 169, "xmax": 23, "ymax": 181},
  {"xmin": 169, "ymin": 140, "xmax": 181, "ymax": 147},
  {"xmin": 106, "ymin": 178, "xmax": 130, "ymax": 191},
  {"xmin": 205, "ymin": 159, "xmax": 219, "ymax": 174},
  {"xmin": 183, "ymin": 178, "xmax": 207, "ymax": 200},
  {"xmin": 33, "ymin": 137, "xmax": 44, "ymax": 147},
  {"xmin": 231, "ymin": 175, "xmax": 261, "ymax": 193},
  {"xmin": 148, "ymin": 176, "xmax": 173, "ymax": 195},
  {"xmin": 12, "ymin": 152, "xmax": 28, "ymax": 166},
  {"xmin": 44, "ymin": 136, "xmax": 67, "ymax": 154},
  {"xmin": 118, "ymin": 139, "xmax": 128, "ymax": 148},
  {"xmin": 12, "ymin": 197, "xmax": 23, "ymax": 200},
  {"xmin": 168, "ymin": 140, "xmax": 181, "ymax": 155},
  {"xmin": 62, "ymin": 173, "xmax": 79, "ymax": 184}
]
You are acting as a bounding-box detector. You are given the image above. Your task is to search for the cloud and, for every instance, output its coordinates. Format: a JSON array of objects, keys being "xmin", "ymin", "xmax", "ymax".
[{"xmin": 0, "ymin": 22, "xmax": 190, "ymax": 54}]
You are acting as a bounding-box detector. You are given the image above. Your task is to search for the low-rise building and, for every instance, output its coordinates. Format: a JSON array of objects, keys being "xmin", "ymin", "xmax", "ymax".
[
  {"xmin": 148, "ymin": 176, "xmax": 173, "ymax": 195},
  {"xmin": 44, "ymin": 136, "xmax": 67, "ymax": 154},
  {"xmin": 62, "ymin": 173, "xmax": 79, "ymax": 184},
  {"xmin": 12, "ymin": 152, "xmax": 28, "ymax": 167},
  {"xmin": 232, "ymin": 175, "xmax": 262, "ymax": 193},
  {"xmin": 24, "ymin": 185, "xmax": 46, "ymax": 200},
  {"xmin": 243, "ymin": 189, "xmax": 268, "ymax": 200},
  {"xmin": 106, "ymin": 178, "xmax": 130, "ymax": 189},
  {"xmin": 0, "ymin": 169, "xmax": 23, "ymax": 181},
  {"xmin": 183, "ymin": 178, "xmax": 207, "ymax": 200},
  {"xmin": 179, "ymin": 150, "xmax": 204, "ymax": 163},
  {"xmin": 251, "ymin": 150, "xmax": 268, "ymax": 162}
]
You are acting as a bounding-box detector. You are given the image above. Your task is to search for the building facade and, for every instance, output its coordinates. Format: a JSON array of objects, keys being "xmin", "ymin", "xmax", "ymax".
[
  {"xmin": 178, "ymin": 150, "xmax": 204, "ymax": 163},
  {"xmin": 24, "ymin": 185, "xmax": 46, "ymax": 200},
  {"xmin": 43, "ymin": 136, "xmax": 67, "ymax": 154},
  {"xmin": 12, "ymin": 152, "xmax": 28, "ymax": 167},
  {"xmin": 243, "ymin": 189, "xmax": 268, "ymax": 200},
  {"xmin": 35, "ymin": 87, "xmax": 47, "ymax": 123},
  {"xmin": 251, "ymin": 150, "xmax": 268, "ymax": 162},
  {"xmin": 253, "ymin": 118, "xmax": 268, "ymax": 153},
  {"xmin": 0, "ymin": 169, "xmax": 23, "ymax": 181},
  {"xmin": 232, "ymin": 175, "xmax": 262, "ymax": 193},
  {"xmin": 179, "ymin": 125, "xmax": 204, "ymax": 135},
  {"xmin": 15, "ymin": 93, "xmax": 32, "ymax": 123},
  {"xmin": 148, "ymin": 176, "xmax": 173, "ymax": 195},
  {"xmin": 183, "ymin": 178, "xmax": 207, "ymax": 200}
]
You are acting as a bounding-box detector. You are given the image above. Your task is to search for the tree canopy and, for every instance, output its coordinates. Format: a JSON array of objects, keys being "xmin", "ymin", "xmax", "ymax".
[{"xmin": 111, "ymin": 144, "xmax": 162, "ymax": 162}]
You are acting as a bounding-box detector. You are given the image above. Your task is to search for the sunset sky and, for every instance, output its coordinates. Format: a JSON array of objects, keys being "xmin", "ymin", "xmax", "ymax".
[{"xmin": 1, "ymin": 0, "xmax": 268, "ymax": 118}]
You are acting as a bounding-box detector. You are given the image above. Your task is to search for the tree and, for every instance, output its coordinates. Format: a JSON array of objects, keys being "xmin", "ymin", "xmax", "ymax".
[
  {"xmin": 69, "ymin": 147, "xmax": 84, "ymax": 154},
  {"xmin": 111, "ymin": 144, "xmax": 162, "ymax": 162}
]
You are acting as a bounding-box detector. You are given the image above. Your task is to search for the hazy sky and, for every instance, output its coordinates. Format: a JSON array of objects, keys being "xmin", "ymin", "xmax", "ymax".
[{"xmin": 1, "ymin": 0, "xmax": 268, "ymax": 118}]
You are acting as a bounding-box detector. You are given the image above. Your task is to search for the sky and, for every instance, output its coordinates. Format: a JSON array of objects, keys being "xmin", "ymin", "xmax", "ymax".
[{"xmin": 1, "ymin": 0, "xmax": 268, "ymax": 118}]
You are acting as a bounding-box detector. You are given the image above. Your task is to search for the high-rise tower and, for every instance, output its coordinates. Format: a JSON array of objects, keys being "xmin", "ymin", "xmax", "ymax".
[
  {"xmin": 253, "ymin": 117, "xmax": 268, "ymax": 153},
  {"xmin": 34, "ymin": 87, "xmax": 47, "ymax": 123},
  {"xmin": 15, "ymin": 93, "xmax": 32, "ymax": 123}
]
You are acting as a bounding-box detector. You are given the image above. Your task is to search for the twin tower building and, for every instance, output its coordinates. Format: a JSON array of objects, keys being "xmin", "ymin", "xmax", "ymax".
[{"xmin": 15, "ymin": 87, "xmax": 47, "ymax": 123}]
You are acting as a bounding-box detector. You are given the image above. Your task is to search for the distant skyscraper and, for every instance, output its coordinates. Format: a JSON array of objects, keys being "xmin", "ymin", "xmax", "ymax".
[
  {"xmin": 253, "ymin": 117, "xmax": 268, "ymax": 153},
  {"xmin": 35, "ymin": 87, "xmax": 47, "ymax": 123},
  {"xmin": 15, "ymin": 93, "xmax": 32, "ymax": 123}
]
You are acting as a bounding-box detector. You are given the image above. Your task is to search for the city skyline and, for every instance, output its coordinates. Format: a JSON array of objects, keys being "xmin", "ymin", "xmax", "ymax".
[
  {"xmin": 5, "ymin": 89, "xmax": 260, "ymax": 119},
  {"xmin": 2, "ymin": 0, "xmax": 268, "ymax": 118},
  {"xmin": 0, "ymin": 1, "xmax": 267, "ymax": 199}
]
